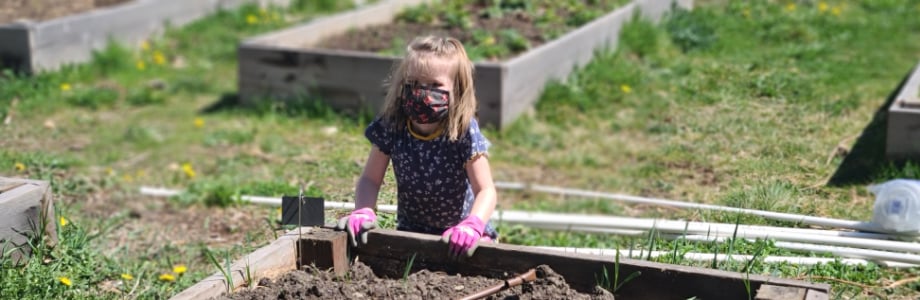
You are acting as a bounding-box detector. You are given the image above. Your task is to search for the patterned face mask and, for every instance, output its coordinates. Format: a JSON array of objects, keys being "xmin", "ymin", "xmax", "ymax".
[{"xmin": 401, "ymin": 84, "xmax": 450, "ymax": 124}]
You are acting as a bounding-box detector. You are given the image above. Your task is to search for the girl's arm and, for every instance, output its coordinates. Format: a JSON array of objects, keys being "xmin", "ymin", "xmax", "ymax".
[
  {"xmin": 355, "ymin": 146, "xmax": 390, "ymax": 209},
  {"xmin": 466, "ymin": 155, "xmax": 497, "ymax": 223}
]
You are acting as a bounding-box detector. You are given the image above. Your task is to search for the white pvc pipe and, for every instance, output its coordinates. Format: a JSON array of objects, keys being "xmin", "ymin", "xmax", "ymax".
[
  {"xmin": 139, "ymin": 186, "xmax": 920, "ymax": 262},
  {"xmin": 494, "ymin": 181, "xmax": 891, "ymax": 234},
  {"xmin": 507, "ymin": 215, "xmax": 896, "ymax": 240},
  {"xmin": 670, "ymin": 234, "xmax": 920, "ymax": 267},
  {"xmin": 529, "ymin": 223, "xmax": 920, "ymax": 265},
  {"xmin": 496, "ymin": 210, "xmax": 920, "ymax": 254},
  {"xmin": 139, "ymin": 186, "xmax": 399, "ymax": 211},
  {"xmin": 535, "ymin": 246, "xmax": 918, "ymax": 268}
]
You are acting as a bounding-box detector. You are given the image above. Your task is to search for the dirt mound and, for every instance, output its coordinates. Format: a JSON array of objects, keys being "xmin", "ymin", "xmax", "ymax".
[{"xmin": 216, "ymin": 261, "xmax": 614, "ymax": 299}]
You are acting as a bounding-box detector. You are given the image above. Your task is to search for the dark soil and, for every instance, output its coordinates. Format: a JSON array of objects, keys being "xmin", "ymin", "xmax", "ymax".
[
  {"xmin": 216, "ymin": 262, "xmax": 614, "ymax": 300},
  {"xmin": 316, "ymin": 0, "xmax": 627, "ymax": 61},
  {"xmin": 0, "ymin": 0, "xmax": 131, "ymax": 24}
]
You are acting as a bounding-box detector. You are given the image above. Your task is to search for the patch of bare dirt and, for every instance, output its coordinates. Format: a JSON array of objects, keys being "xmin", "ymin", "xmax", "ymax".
[
  {"xmin": 216, "ymin": 262, "xmax": 614, "ymax": 300},
  {"xmin": 0, "ymin": 0, "xmax": 131, "ymax": 24},
  {"xmin": 315, "ymin": 1, "xmax": 623, "ymax": 61}
]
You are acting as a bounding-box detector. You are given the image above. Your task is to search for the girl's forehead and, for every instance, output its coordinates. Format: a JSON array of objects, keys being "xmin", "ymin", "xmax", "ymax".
[{"xmin": 406, "ymin": 56, "xmax": 455, "ymax": 80}]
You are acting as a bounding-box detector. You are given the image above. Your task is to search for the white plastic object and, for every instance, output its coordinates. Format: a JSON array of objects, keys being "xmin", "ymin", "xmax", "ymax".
[{"xmin": 870, "ymin": 179, "xmax": 920, "ymax": 234}]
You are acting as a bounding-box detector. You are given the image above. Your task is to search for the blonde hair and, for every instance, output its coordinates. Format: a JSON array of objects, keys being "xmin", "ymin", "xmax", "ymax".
[{"xmin": 380, "ymin": 36, "xmax": 476, "ymax": 141}]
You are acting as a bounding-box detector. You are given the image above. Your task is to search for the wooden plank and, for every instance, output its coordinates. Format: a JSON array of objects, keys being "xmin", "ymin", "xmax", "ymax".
[
  {"xmin": 0, "ymin": 177, "xmax": 56, "ymax": 266},
  {"xmin": 237, "ymin": 45, "xmax": 397, "ymax": 113},
  {"xmin": 886, "ymin": 60, "xmax": 920, "ymax": 159},
  {"xmin": 805, "ymin": 289, "xmax": 829, "ymax": 300},
  {"xmin": 0, "ymin": 0, "xmax": 290, "ymax": 73},
  {"xmin": 0, "ymin": 23, "xmax": 31, "ymax": 72},
  {"xmin": 899, "ymin": 61, "xmax": 920, "ymax": 107},
  {"xmin": 755, "ymin": 284, "xmax": 807, "ymax": 300},
  {"xmin": 354, "ymin": 229, "xmax": 831, "ymax": 299},
  {"xmin": 297, "ymin": 228, "xmax": 348, "ymax": 276},
  {"xmin": 170, "ymin": 227, "xmax": 306, "ymax": 300}
]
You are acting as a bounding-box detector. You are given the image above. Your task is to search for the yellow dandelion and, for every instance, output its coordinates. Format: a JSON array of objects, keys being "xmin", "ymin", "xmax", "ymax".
[
  {"xmin": 153, "ymin": 51, "xmax": 167, "ymax": 65},
  {"xmin": 60, "ymin": 83, "xmax": 71, "ymax": 92},
  {"xmin": 58, "ymin": 276, "xmax": 72, "ymax": 286},
  {"xmin": 831, "ymin": 6, "xmax": 841, "ymax": 16},
  {"xmin": 785, "ymin": 3, "xmax": 796, "ymax": 12},
  {"xmin": 246, "ymin": 14, "xmax": 258, "ymax": 25},
  {"xmin": 14, "ymin": 162, "xmax": 25, "ymax": 172},
  {"xmin": 158, "ymin": 273, "xmax": 176, "ymax": 282},
  {"xmin": 181, "ymin": 163, "xmax": 196, "ymax": 179},
  {"xmin": 818, "ymin": 2, "xmax": 828, "ymax": 12},
  {"xmin": 136, "ymin": 60, "xmax": 146, "ymax": 71},
  {"xmin": 136, "ymin": 170, "xmax": 146, "ymax": 178},
  {"xmin": 140, "ymin": 41, "xmax": 150, "ymax": 51},
  {"xmin": 194, "ymin": 117, "xmax": 205, "ymax": 128},
  {"xmin": 620, "ymin": 84, "xmax": 632, "ymax": 94},
  {"xmin": 121, "ymin": 273, "xmax": 134, "ymax": 281},
  {"xmin": 742, "ymin": 9, "xmax": 751, "ymax": 18},
  {"xmin": 173, "ymin": 264, "xmax": 187, "ymax": 275},
  {"xmin": 122, "ymin": 174, "xmax": 134, "ymax": 183},
  {"xmin": 60, "ymin": 216, "xmax": 69, "ymax": 227},
  {"xmin": 106, "ymin": 167, "xmax": 114, "ymax": 176}
]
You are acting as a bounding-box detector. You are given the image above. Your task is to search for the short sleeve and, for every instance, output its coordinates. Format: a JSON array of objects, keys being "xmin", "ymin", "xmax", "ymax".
[
  {"xmin": 465, "ymin": 119, "xmax": 490, "ymax": 161},
  {"xmin": 365, "ymin": 118, "xmax": 394, "ymax": 155}
]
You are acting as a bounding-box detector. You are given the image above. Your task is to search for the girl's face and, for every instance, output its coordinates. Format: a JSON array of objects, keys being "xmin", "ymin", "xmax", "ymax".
[{"xmin": 405, "ymin": 56, "xmax": 455, "ymax": 94}]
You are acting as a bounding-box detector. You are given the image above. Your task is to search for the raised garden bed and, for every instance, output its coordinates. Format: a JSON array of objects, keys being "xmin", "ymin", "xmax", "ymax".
[
  {"xmin": 886, "ymin": 59, "xmax": 920, "ymax": 159},
  {"xmin": 0, "ymin": 177, "xmax": 56, "ymax": 266},
  {"xmin": 238, "ymin": 0, "xmax": 692, "ymax": 129},
  {"xmin": 0, "ymin": 0, "xmax": 288, "ymax": 73},
  {"xmin": 172, "ymin": 227, "xmax": 830, "ymax": 299}
]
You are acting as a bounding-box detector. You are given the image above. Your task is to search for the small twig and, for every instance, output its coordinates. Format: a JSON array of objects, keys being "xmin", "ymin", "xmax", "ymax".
[
  {"xmin": 886, "ymin": 276, "xmax": 920, "ymax": 289},
  {"xmin": 825, "ymin": 133, "xmax": 859, "ymax": 165}
]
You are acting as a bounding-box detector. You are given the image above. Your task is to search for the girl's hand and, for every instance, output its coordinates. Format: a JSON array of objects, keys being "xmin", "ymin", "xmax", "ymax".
[
  {"xmin": 336, "ymin": 207, "xmax": 378, "ymax": 246},
  {"xmin": 441, "ymin": 215, "xmax": 486, "ymax": 258}
]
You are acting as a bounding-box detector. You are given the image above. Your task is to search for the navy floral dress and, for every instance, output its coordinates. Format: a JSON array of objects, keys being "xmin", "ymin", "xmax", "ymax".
[{"xmin": 365, "ymin": 118, "xmax": 498, "ymax": 239}]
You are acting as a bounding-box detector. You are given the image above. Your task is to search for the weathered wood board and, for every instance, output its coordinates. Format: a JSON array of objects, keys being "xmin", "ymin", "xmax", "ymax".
[
  {"xmin": 173, "ymin": 227, "xmax": 830, "ymax": 300},
  {"xmin": 886, "ymin": 60, "xmax": 920, "ymax": 159},
  {"xmin": 0, "ymin": 0, "xmax": 290, "ymax": 73},
  {"xmin": 0, "ymin": 177, "xmax": 57, "ymax": 265},
  {"xmin": 170, "ymin": 227, "xmax": 346, "ymax": 300},
  {"xmin": 238, "ymin": 0, "xmax": 693, "ymax": 129}
]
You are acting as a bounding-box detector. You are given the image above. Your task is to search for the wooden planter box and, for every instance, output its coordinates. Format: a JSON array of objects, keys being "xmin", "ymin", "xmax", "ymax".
[
  {"xmin": 887, "ymin": 60, "xmax": 920, "ymax": 159},
  {"xmin": 0, "ymin": 0, "xmax": 289, "ymax": 73},
  {"xmin": 172, "ymin": 227, "xmax": 830, "ymax": 300},
  {"xmin": 238, "ymin": 0, "xmax": 692, "ymax": 129},
  {"xmin": 0, "ymin": 177, "xmax": 57, "ymax": 266}
]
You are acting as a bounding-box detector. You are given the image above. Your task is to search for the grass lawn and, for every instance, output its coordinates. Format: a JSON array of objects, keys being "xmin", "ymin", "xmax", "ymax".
[{"xmin": 2, "ymin": 0, "xmax": 920, "ymax": 299}]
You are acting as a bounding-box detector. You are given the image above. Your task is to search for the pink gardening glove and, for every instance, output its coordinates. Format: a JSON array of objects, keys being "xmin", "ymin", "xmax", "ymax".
[
  {"xmin": 441, "ymin": 215, "xmax": 486, "ymax": 258},
  {"xmin": 335, "ymin": 207, "xmax": 378, "ymax": 247}
]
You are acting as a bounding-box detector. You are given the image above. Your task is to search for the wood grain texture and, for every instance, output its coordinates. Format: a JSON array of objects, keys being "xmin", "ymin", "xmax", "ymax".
[
  {"xmin": 0, "ymin": 177, "xmax": 56, "ymax": 266},
  {"xmin": 170, "ymin": 227, "xmax": 312, "ymax": 300},
  {"xmin": 886, "ymin": 60, "xmax": 920, "ymax": 159},
  {"xmin": 353, "ymin": 229, "xmax": 831, "ymax": 300}
]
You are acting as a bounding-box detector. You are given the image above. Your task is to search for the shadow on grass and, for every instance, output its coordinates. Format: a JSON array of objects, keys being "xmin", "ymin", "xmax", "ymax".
[
  {"xmin": 827, "ymin": 70, "xmax": 919, "ymax": 186},
  {"xmin": 199, "ymin": 93, "xmax": 242, "ymax": 114},
  {"xmin": 198, "ymin": 92, "xmax": 373, "ymax": 124}
]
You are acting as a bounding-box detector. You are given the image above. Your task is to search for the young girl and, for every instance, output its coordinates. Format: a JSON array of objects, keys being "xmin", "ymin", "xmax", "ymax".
[{"xmin": 337, "ymin": 35, "xmax": 498, "ymax": 258}]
